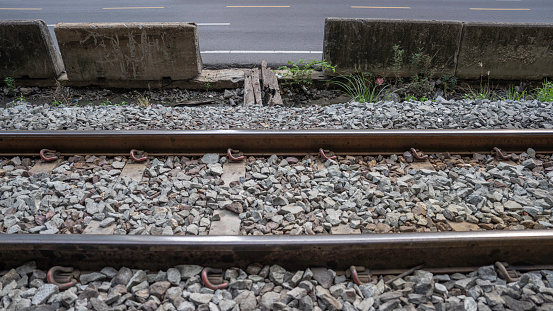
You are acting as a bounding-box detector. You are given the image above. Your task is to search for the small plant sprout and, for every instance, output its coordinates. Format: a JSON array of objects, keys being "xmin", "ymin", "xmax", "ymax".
[
  {"xmin": 278, "ymin": 59, "xmax": 335, "ymax": 86},
  {"xmin": 391, "ymin": 45, "xmax": 404, "ymax": 85},
  {"xmin": 4, "ymin": 77, "xmax": 16, "ymax": 93},
  {"xmin": 335, "ymin": 73, "xmax": 388, "ymax": 103}
]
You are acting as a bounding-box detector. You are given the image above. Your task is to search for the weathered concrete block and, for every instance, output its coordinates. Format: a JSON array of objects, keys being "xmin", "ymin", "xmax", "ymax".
[
  {"xmin": 55, "ymin": 23, "xmax": 202, "ymax": 82},
  {"xmin": 457, "ymin": 22, "xmax": 553, "ymax": 80},
  {"xmin": 0, "ymin": 20, "xmax": 64, "ymax": 79},
  {"xmin": 323, "ymin": 18, "xmax": 462, "ymax": 77}
]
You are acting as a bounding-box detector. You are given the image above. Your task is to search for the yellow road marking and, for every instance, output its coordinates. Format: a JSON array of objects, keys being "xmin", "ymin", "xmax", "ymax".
[
  {"xmin": 103, "ymin": 7, "xmax": 164, "ymax": 10},
  {"xmin": 352, "ymin": 6, "xmax": 411, "ymax": 9},
  {"xmin": 226, "ymin": 6, "xmax": 290, "ymax": 8},
  {"xmin": 0, "ymin": 8, "xmax": 42, "ymax": 10},
  {"xmin": 470, "ymin": 8, "xmax": 529, "ymax": 10}
]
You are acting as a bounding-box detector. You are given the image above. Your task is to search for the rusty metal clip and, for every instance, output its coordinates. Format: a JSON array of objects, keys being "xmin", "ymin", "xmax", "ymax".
[
  {"xmin": 227, "ymin": 148, "xmax": 245, "ymax": 162},
  {"xmin": 47, "ymin": 266, "xmax": 80, "ymax": 290},
  {"xmin": 40, "ymin": 149, "xmax": 59, "ymax": 162},
  {"xmin": 348, "ymin": 266, "xmax": 371, "ymax": 285},
  {"xmin": 201, "ymin": 267, "xmax": 229, "ymax": 290},
  {"xmin": 493, "ymin": 147, "xmax": 512, "ymax": 160},
  {"xmin": 319, "ymin": 148, "xmax": 337, "ymax": 161},
  {"xmin": 410, "ymin": 148, "xmax": 428, "ymax": 160},
  {"xmin": 495, "ymin": 262, "xmax": 521, "ymax": 283},
  {"xmin": 130, "ymin": 149, "xmax": 148, "ymax": 162}
]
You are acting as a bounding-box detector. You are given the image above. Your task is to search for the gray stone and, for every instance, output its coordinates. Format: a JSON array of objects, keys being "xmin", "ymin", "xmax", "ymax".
[
  {"xmin": 522, "ymin": 159, "xmax": 536, "ymax": 169},
  {"xmin": 464, "ymin": 297, "xmax": 478, "ymax": 311},
  {"xmin": 235, "ymin": 290, "xmax": 258, "ymax": 311},
  {"xmin": 126, "ymin": 270, "xmax": 148, "ymax": 290},
  {"xmin": 112, "ymin": 267, "xmax": 133, "ymax": 286},
  {"xmin": 299, "ymin": 295, "xmax": 314, "ymax": 311},
  {"xmin": 316, "ymin": 285, "xmax": 342, "ymax": 311},
  {"xmin": 16, "ymin": 261, "xmax": 37, "ymax": 276},
  {"xmin": 80, "ymin": 272, "xmax": 106, "ymax": 284},
  {"xmin": 504, "ymin": 200, "xmax": 523, "ymax": 211},
  {"xmin": 176, "ymin": 265, "xmax": 203, "ymax": 279},
  {"xmin": 32, "ymin": 284, "xmax": 59, "ymax": 305},
  {"xmin": 311, "ymin": 267, "xmax": 334, "ymax": 289},
  {"xmin": 167, "ymin": 267, "xmax": 181, "ymax": 285},
  {"xmin": 61, "ymin": 289, "xmax": 78, "ymax": 305},
  {"xmin": 190, "ymin": 292, "xmax": 214, "ymax": 305},
  {"xmin": 359, "ymin": 283, "xmax": 380, "ymax": 299},
  {"xmin": 280, "ymin": 204, "xmax": 304, "ymax": 216},
  {"xmin": 502, "ymin": 295, "xmax": 536, "ymax": 311},
  {"xmin": 378, "ymin": 299, "xmax": 401, "ymax": 311},
  {"xmin": 478, "ymin": 265, "xmax": 497, "ymax": 282},
  {"xmin": 269, "ymin": 265, "xmax": 287, "ymax": 285},
  {"xmin": 288, "ymin": 287, "xmax": 308, "ymax": 300},
  {"xmin": 219, "ymin": 299, "xmax": 237, "ymax": 311},
  {"xmin": 202, "ymin": 153, "xmax": 220, "ymax": 164},
  {"xmin": 260, "ymin": 291, "xmax": 281, "ymax": 311},
  {"xmin": 1, "ymin": 269, "xmax": 20, "ymax": 286},
  {"xmin": 100, "ymin": 267, "xmax": 118, "ymax": 278},
  {"xmin": 91, "ymin": 297, "xmax": 110, "ymax": 310},
  {"xmin": 149, "ymin": 281, "xmax": 171, "ymax": 298}
]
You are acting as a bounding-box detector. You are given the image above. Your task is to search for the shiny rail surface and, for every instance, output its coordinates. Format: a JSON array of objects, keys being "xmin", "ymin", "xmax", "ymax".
[
  {"xmin": 1, "ymin": 129, "xmax": 553, "ymax": 155},
  {"xmin": 1, "ymin": 230, "xmax": 553, "ymax": 271}
]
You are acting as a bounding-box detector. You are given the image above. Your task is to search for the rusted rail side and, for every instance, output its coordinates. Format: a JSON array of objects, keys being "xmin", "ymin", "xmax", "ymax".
[
  {"xmin": 1, "ymin": 230, "xmax": 552, "ymax": 271},
  {"xmin": 1, "ymin": 129, "xmax": 553, "ymax": 155}
]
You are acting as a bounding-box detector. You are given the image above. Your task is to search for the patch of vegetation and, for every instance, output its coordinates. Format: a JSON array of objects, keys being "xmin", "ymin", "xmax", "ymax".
[
  {"xmin": 137, "ymin": 95, "xmax": 151, "ymax": 107},
  {"xmin": 334, "ymin": 73, "xmax": 387, "ymax": 103},
  {"xmin": 51, "ymin": 80, "xmax": 73, "ymax": 106},
  {"xmin": 535, "ymin": 81, "xmax": 553, "ymax": 102},
  {"xmin": 4, "ymin": 77, "xmax": 16, "ymax": 94},
  {"xmin": 391, "ymin": 45, "xmax": 404, "ymax": 85},
  {"xmin": 279, "ymin": 59, "xmax": 335, "ymax": 86},
  {"xmin": 441, "ymin": 75, "xmax": 457, "ymax": 98},
  {"xmin": 462, "ymin": 63, "xmax": 496, "ymax": 101},
  {"xmin": 501, "ymin": 85, "xmax": 529, "ymax": 101}
]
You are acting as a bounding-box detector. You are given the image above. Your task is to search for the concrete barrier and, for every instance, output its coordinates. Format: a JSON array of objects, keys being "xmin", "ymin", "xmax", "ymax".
[
  {"xmin": 0, "ymin": 20, "xmax": 64, "ymax": 80},
  {"xmin": 323, "ymin": 18, "xmax": 462, "ymax": 77},
  {"xmin": 456, "ymin": 22, "xmax": 553, "ymax": 80},
  {"xmin": 55, "ymin": 23, "xmax": 202, "ymax": 82},
  {"xmin": 324, "ymin": 19, "xmax": 553, "ymax": 80}
]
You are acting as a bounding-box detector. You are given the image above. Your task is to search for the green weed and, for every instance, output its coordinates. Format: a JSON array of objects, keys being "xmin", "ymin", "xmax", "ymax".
[
  {"xmin": 441, "ymin": 75, "xmax": 457, "ymax": 98},
  {"xmin": 502, "ymin": 85, "xmax": 528, "ymax": 101},
  {"xmin": 334, "ymin": 73, "xmax": 387, "ymax": 103},
  {"xmin": 405, "ymin": 95, "xmax": 417, "ymax": 102},
  {"xmin": 463, "ymin": 63, "xmax": 495, "ymax": 100},
  {"xmin": 535, "ymin": 81, "xmax": 553, "ymax": 102},
  {"xmin": 391, "ymin": 45, "xmax": 404, "ymax": 85},
  {"xmin": 410, "ymin": 48, "xmax": 433, "ymax": 77},
  {"xmin": 279, "ymin": 59, "xmax": 335, "ymax": 86},
  {"xmin": 137, "ymin": 96, "xmax": 150, "ymax": 106},
  {"xmin": 4, "ymin": 77, "xmax": 15, "ymax": 93}
]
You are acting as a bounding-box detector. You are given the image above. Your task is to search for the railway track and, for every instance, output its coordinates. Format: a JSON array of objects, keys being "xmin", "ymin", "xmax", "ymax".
[{"xmin": 1, "ymin": 129, "xmax": 553, "ymax": 310}]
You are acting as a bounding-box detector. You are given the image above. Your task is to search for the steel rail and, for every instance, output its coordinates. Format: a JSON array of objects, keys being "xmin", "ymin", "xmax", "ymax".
[
  {"xmin": 1, "ymin": 230, "xmax": 553, "ymax": 271},
  {"xmin": 1, "ymin": 129, "xmax": 553, "ymax": 155}
]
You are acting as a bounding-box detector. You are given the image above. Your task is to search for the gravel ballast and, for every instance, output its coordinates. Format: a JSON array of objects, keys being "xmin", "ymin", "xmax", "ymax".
[
  {"xmin": 1, "ymin": 98, "xmax": 553, "ymax": 130},
  {"xmin": 2, "ymin": 261, "xmax": 553, "ymax": 311},
  {"xmin": 1, "ymin": 98, "xmax": 553, "ymax": 309},
  {"xmin": 1, "ymin": 150, "xmax": 552, "ymax": 236}
]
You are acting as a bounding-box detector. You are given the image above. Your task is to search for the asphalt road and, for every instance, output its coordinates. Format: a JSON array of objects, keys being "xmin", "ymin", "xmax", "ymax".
[{"xmin": 1, "ymin": 0, "xmax": 552, "ymax": 68}]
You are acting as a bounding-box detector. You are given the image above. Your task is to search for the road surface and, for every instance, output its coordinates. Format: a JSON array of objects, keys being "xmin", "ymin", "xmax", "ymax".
[{"xmin": 1, "ymin": 0, "xmax": 551, "ymax": 67}]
